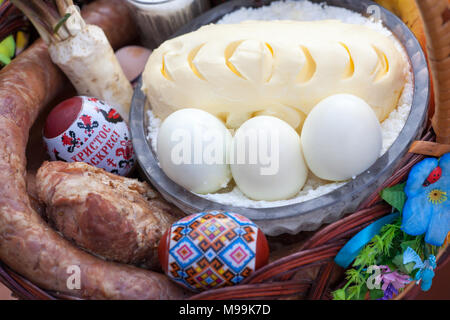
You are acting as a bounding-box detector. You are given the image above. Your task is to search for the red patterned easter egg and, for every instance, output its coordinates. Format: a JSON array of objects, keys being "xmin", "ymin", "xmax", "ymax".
[
  {"xmin": 43, "ymin": 96, "xmax": 135, "ymax": 176},
  {"xmin": 158, "ymin": 211, "xmax": 269, "ymax": 292}
]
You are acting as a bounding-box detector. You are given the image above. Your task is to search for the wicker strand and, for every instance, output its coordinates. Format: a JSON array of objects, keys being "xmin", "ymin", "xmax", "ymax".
[
  {"xmin": 243, "ymin": 242, "xmax": 344, "ymax": 284},
  {"xmin": 190, "ymin": 280, "xmax": 313, "ymax": 300},
  {"xmin": 301, "ymin": 203, "xmax": 391, "ymax": 250},
  {"xmin": 306, "ymin": 262, "xmax": 335, "ymax": 300},
  {"xmin": 415, "ymin": 0, "xmax": 450, "ymax": 144},
  {"xmin": 0, "ymin": 262, "xmax": 54, "ymax": 300}
]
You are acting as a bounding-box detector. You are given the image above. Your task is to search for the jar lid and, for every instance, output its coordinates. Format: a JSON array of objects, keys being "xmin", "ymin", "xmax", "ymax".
[{"xmin": 128, "ymin": 0, "xmax": 177, "ymax": 4}]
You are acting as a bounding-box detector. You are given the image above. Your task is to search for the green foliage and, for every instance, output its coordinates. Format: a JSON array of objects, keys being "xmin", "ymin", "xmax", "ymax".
[
  {"xmin": 353, "ymin": 221, "xmax": 401, "ymax": 269},
  {"xmin": 0, "ymin": 35, "xmax": 15, "ymax": 66},
  {"xmin": 53, "ymin": 13, "xmax": 72, "ymax": 34},
  {"xmin": 369, "ymin": 289, "xmax": 384, "ymax": 300},
  {"xmin": 335, "ymin": 220, "xmax": 404, "ymax": 300},
  {"xmin": 333, "ymin": 218, "xmax": 424, "ymax": 300},
  {"xmin": 393, "ymin": 253, "xmax": 415, "ymax": 274},
  {"xmin": 332, "ymin": 181, "xmax": 439, "ymax": 300},
  {"xmin": 346, "ymin": 268, "xmax": 366, "ymax": 285},
  {"xmin": 332, "ymin": 288, "xmax": 346, "ymax": 300},
  {"xmin": 380, "ymin": 182, "xmax": 406, "ymax": 213}
]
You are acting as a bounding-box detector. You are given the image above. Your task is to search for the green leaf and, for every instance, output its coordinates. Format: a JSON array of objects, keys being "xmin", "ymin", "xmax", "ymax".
[
  {"xmin": 348, "ymin": 285, "xmax": 367, "ymax": 300},
  {"xmin": 0, "ymin": 35, "xmax": 15, "ymax": 65},
  {"xmin": 358, "ymin": 284, "xmax": 369, "ymax": 300},
  {"xmin": 0, "ymin": 53, "xmax": 10, "ymax": 66},
  {"xmin": 333, "ymin": 289, "xmax": 347, "ymax": 300},
  {"xmin": 369, "ymin": 289, "xmax": 385, "ymax": 300},
  {"xmin": 380, "ymin": 183, "xmax": 406, "ymax": 213},
  {"xmin": 400, "ymin": 237, "xmax": 425, "ymax": 259},
  {"xmin": 374, "ymin": 235, "xmax": 385, "ymax": 252},
  {"xmin": 53, "ymin": 13, "xmax": 72, "ymax": 34},
  {"xmin": 392, "ymin": 253, "xmax": 403, "ymax": 268},
  {"xmin": 345, "ymin": 268, "xmax": 365, "ymax": 285},
  {"xmin": 400, "ymin": 240, "xmax": 417, "ymax": 252},
  {"xmin": 392, "ymin": 253, "xmax": 416, "ymax": 274},
  {"xmin": 404, "ymin": 262, "xmax": 416, "ymax": 274},
  {"xmin": 380, "ymin": 223, "xmax": 399, "ymax": 256}
]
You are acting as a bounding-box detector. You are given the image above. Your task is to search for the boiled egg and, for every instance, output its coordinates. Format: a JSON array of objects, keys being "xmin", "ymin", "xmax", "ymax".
[
  {"xmin": 301, "ymin": 94, "xmax": 382, "ymax": 181},
  {"xmin": 230, "ymin": 116, "xmax": 308, "ymax": 201},
  {"xmin": 157, "ymin": 108, "xmax": 232, "ymax": 194}
]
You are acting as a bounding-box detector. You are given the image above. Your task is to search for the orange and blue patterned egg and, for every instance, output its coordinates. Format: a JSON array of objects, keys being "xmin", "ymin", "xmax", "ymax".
[{"xmin": 158, "ymin": 211, "xmax": 269, "ymax": 292}]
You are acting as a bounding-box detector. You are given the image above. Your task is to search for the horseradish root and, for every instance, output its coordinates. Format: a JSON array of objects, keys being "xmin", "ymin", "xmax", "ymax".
[{"xmin": 11, "ymin": 0, "xmax": 133, "ymax": 121}]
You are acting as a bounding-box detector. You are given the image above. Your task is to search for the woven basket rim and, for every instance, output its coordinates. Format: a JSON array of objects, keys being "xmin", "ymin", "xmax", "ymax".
[
  {"xmin": 1, "ymin": 129, "xmax": 447, "ymax": 300},
  {"xmin": 0, "ymin": 0, "xmax": 449, "ymax": 300}
]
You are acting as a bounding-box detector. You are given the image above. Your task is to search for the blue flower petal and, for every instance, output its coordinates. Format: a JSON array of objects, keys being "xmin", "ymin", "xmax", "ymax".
[
  {"xmin": 419, "ymin": 269, "xmax": 434, "ymax": 291},
  {"xmin": 425, "ymin": 201, "xmax": 450, "ymax": 246},
  {"xmin": 435, "ymin": 174, "xmax": 450, "ymax": 194},
  {"xmin": 403, "ymin": 247, "xmax": 424, "ymax": 269},
  {"xmin": 402, "ymin": 195, "xmax": 433, "ymax": 236},
  {"xmin": 405, "ymin": 158, "xmax": 438, "ymax": 197},
  {"xmin": 402, "ymin": 154, "xmax": 450, "ymax": 244},
  {"xmin": 438, "ymin": 153, "xmax": 450, "ymax": 174}
]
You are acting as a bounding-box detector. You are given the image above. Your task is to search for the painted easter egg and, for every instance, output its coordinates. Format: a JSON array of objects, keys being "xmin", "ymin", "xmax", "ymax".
[
  {"xmin": 43, "ymin": 96, "xmax": 135, "ymax": 176},
  {"xmin": 158, "ymin": 211, "xmax": 269, "ymax": 292}
]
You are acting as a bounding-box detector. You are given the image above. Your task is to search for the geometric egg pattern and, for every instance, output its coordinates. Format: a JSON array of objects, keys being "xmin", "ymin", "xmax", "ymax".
[{"xmin": 167, "ymin": 211, "xmax": 258, "ymax": 292}]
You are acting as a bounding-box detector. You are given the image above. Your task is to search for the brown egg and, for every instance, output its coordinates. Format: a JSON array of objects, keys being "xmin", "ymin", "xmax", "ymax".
[
  {"xmin": 115, "ymin": 46, "xmax": 152, "ymax": 82},
  {"xmin": 158, "ymin": 211, "xmax": 269, "ymax": 292}
]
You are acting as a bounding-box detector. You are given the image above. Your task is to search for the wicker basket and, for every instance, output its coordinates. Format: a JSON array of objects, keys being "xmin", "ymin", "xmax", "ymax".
[{"xmin": 0, "ymin": 0, "xmax": 448, "ymax": 300}]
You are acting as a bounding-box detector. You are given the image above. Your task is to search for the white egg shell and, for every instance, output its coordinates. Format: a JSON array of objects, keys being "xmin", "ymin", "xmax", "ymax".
[
  {"xmin": 157, "ymin": 109, "xmax": 232, "ymax": 194},
  {"xmin": 230, "ymin": 116, "xmax": 308, "ymax": 201},
  {"xmin": 301, "ymin": 94, "xmax": 382, "ymax": 181}
]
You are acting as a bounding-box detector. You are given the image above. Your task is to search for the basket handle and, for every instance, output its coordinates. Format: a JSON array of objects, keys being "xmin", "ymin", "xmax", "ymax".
[{"xmin": 415, "ymin": 0, "xmax": 450, "ymax": 145}]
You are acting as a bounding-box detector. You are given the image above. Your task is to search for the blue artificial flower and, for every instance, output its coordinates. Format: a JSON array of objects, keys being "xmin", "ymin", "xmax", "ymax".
[
  {"xmin": 402, "ymin": 153, "xmax": 450, "ymax": 246},
  {"xmin": 414, "ymin": 258, "xmax": 436, "ymax": 292},
  {"xmin": 403, "ymin": 247, "xmax": 436, "ymax": 291}
]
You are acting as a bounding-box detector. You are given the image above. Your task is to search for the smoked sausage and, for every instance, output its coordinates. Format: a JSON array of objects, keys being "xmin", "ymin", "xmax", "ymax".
[{"xmin": 0, "ymin": 0, "xmax": 188, "ymax": 299}]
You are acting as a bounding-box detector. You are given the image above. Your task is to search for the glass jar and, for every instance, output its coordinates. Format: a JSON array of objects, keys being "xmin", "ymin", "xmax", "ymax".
[{"xmin": 126, "ymin": 0, "xmax": 210, "ymax": 49}]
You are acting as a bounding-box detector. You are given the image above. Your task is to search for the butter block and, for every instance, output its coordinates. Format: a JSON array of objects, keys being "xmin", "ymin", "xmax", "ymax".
[{"xmin": 142, "ymin": 20, "xmax": 408, "ymax": 131}]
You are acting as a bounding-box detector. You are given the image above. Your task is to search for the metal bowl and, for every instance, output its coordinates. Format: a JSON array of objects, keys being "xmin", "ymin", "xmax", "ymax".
[{"xmin": 130, "ymin": 0, "xmax": 429, "ymax": 236}]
